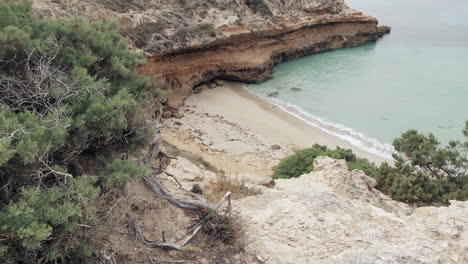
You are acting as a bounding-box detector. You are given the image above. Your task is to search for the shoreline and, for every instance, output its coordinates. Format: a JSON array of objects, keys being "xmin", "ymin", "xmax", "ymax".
[
  {"xmin": 223, "ymin": 82, "xmax": 391, "ymax": 164},
  {"xmin": 238, "ymin": 83, "xmax": 395, "ymax": 163},
  {"xmin": 162, "ymin": 81, "xmax": 390, "ymax": 181}
]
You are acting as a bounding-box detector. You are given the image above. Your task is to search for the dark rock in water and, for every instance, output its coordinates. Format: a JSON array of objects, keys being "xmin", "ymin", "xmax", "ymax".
[
  {"xmin": 267, "ymin": 91, "xmax": 279, "ymax": 97},
  {"xmin": 174, "ymin": 121, "xmax": 182, "ymax": 126},
  {"xmin": 271, "ymin": 144, "xmax": 281, "ymax": 150},
  {"xmin": 291, "ymin": 87, "xmax": 302, "ymax": 92}
]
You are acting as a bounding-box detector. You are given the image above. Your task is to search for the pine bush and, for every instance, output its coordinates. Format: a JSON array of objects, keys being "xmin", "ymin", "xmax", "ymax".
[{"xmin": 0, "ymin": 1, "xmax": 159, "ymax": 262}]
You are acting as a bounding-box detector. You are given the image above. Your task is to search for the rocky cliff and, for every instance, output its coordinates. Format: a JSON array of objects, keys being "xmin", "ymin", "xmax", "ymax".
[
  {"xmin": 236, "ymin": 157, "xmax": 468, "ymax": 264},
  {"xmin": 96, "ymin": 154, "xmax": 468, "ymax": 263},
  {"xmin": 32, "ymin": 0, "xmax": 390, "ymax": 108}
]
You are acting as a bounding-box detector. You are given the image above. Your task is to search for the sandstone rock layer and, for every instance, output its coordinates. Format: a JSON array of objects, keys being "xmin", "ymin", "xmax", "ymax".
[{"xmin": 141, "ymin": 15, "xmax": 389, "ymax": 108}]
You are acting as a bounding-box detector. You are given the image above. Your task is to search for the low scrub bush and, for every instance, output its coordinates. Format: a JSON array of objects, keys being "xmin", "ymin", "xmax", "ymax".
[
  {"xmin": 273, "ymin": 144, "xmax": 374, "ymax": 179},
  {"xmin": 173, "ymin": 23, "xmax": 216, "ymax": 43},
  {"xmin": 101, "ymin": 159, "xmax": 148, "ymax": 190},
  {"xmin": 273, "ymin": 122, "xmax": 468, "ymax": 206},
  {"xmin": 207, "ymin": 176, "xmax": 262, "ymax": 203},
  {"xmin": 200, "ymin": 209, "xmax": 235, "ymax": 243}
]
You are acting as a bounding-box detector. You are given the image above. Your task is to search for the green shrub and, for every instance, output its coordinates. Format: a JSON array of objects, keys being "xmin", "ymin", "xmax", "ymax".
[
  {"xmin": 274, "ymin": 122, "xmax": 468, "ymax": 206},
  {"xmin": 0, "ymin": 177, "xmax": 99, "ymax": 263},
  {"xmin": 272, "ymin": 144, "xmax": 372, "ymax": 179},
  {"xmin": 101, "ymin": 159, "xmax": 148, "ymax": 190},
  {"xmin": 0, "ymin": 1, "xmax": 160, "ymax": 262},
  {"xmin": 375, "ymin": 122, "xmax": 468, "ymax": 205}
]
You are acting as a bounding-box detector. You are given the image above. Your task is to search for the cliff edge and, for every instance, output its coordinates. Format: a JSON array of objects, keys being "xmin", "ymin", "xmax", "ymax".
[
  {"xmin": 236, "ymin": 157, "xmax": 468, "ymax": 264},
  {"xmin": 32, "ymin": 0, "xmax": 390, "ymax": 109}
]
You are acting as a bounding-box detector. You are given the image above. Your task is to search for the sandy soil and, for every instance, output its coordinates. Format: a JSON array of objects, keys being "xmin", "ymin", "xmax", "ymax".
[{"xmin": 162, "ymin": 81, "xmax": 389, "ymax": 180}]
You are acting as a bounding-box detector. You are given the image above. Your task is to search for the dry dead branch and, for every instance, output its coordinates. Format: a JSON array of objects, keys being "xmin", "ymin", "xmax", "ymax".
[
  {"xmin": 101, "ymin": 197, "xmax": 123, "ymax": 219},
  {"xmin": 133, "ymin": 129, "xmax": 233, "ymax": 254},
  {"xmin": 143, "ymin": 173, "xmax": 218, "ymax": 212},
  {"xmin": 163, "ymin": 170, "xmax": 183, "ymax": 188},
  {"xmin": 127, "ymin": 214, "xmax": 196, "ymax": 252}
]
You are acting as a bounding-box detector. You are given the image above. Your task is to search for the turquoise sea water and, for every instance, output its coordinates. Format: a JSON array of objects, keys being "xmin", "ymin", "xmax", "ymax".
[{"xmin": 248, "ymin": 0, "xmax": 468, "ymax": 158}]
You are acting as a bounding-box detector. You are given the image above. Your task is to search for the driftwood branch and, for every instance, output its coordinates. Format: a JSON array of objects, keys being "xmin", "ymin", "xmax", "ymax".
[
  {"xmin": 128, "ymin": 214, "xmax": 193, "ymax": 251},
  {"xmin": 144, "ymin": 142, "xmax": 161, "ymax": 165},
  {"xmin": 180, "ymin": 223, "xmax": 202, "ymax": 247},
  {"xmin": 160, "ymin": 151, "xmax": 177, "ymax": 160},
  {"xmin": 143, "ymin": 173, "xmax": 218, "ymax": 212}
]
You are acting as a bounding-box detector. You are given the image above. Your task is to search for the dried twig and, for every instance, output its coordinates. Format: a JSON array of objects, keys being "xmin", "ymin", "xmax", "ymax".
[
  {"xmin": 128, "ymin": 214, "xmax": 196, "ymax": 251},
  {"xmin": 215, "ymin": 191, "xmax": 232, "ymax": 209},
  {"xmin": 180, "ymin": 223, "xmax": 202, "ymax": 247},
  {"xmin": 101, "ymin": 197, "xmax": 123, "ymax": 219},
  {"xmin": 163, "ymin": 170, "xmax": 183, "ymax": 188},
  {"xmin": 160, "ymin": 151, "xmax": 177, "ymax": 160}
]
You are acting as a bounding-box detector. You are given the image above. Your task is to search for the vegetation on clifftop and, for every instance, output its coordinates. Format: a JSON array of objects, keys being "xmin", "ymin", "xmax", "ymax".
[
  {"xmin": 274, "ymin": 122, "xmax": 468, "ymax": 205},
  {"xmin": 0, "ymin": 1, "xmax": 159, "ymax": 262},
  {"xmin": 273, "ymin": 144, "xmax": 376, "ymax": 179}
]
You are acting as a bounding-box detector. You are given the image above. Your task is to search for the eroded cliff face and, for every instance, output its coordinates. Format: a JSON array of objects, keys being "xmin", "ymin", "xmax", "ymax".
[
  {"xmin": 32, "ymin": 0, "xmax": 390, "ymax": 109},
  {"xmin": 33, "ymin": 0, "xmax": 349, "ymax": 52},
  {"xmin": 141, "ymin": 16, "xmax": 389, "ymax": 108}
]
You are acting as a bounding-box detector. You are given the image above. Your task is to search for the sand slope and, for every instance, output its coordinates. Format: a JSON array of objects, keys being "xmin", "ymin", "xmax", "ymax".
[{"xmin": 163, "ymin": 82, "xmax": 388, "ymax": 180}]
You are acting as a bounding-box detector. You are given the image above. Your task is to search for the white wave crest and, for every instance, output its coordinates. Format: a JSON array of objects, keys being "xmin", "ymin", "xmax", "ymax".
[{"xmin": 243, "ymin": 86, "xmax": 395, "ymax": 160}]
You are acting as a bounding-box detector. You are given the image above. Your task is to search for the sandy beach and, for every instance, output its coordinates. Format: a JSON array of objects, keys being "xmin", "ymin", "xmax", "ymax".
[{"xmin": 162, "ymin": 81, "xmax": 389, "ymax": 180}]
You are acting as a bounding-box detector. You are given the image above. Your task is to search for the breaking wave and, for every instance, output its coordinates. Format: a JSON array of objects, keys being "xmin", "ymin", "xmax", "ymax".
[{"xmin": 243, "ymin": 86, "xmax": 395, "ymax": 160}]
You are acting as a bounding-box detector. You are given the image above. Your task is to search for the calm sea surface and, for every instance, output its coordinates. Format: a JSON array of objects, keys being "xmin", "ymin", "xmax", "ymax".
[{"xmin": 248, "ymin": 0, "xmax": 468, "ymax": 158}]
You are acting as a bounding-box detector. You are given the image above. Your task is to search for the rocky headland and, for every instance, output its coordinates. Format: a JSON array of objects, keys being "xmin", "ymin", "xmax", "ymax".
[{"xmin": 33, "ymin": 0, "xmax": 390, "ymax": 109}]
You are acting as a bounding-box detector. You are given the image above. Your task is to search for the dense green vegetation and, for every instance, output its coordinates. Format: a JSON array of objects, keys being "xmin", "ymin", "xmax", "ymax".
[
  {"xmin": 274, "ymin": 122, "xmax": 468, "ymax": 205},
  {"xmin": 0, "ymin": 1, "xmax": 158, "ymax": 263},
  {"xmin": 272, "ymin": 144, "xmax": 375, "ymax": 179}
]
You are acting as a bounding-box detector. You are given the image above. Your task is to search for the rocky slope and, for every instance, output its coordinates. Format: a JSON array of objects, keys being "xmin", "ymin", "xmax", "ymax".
[
  {"xmin": 236, "ymin": 157, "xmax": 468, "ymax": 264},
  {"xmin": 32, "ymin": 0, "xmax": 390, "ymax": 109},
  {"xmin": 97, "ymin": 152, "xmax": 468, "ymax": 263}
]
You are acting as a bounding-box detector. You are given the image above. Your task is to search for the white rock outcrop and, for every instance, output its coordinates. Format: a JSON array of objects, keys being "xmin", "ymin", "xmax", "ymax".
[{"xmin": 236, "ymin": 156, "xmax": 468, "ymax": 264}]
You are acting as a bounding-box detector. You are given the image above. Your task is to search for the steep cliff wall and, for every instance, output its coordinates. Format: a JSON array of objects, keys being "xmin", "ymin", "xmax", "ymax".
[
  {"xmin": 140, "ymin": 15, "xmax": 389, "ymax": 108},
  {"xmin": 32, "ymin": 0, "xmax": 390, "ymax": 109}
]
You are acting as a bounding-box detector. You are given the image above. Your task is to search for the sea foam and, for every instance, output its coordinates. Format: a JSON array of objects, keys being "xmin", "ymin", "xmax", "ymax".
[{"xmin": 242, "ymin": 85, "xmax": 395, "ymax": 160}]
